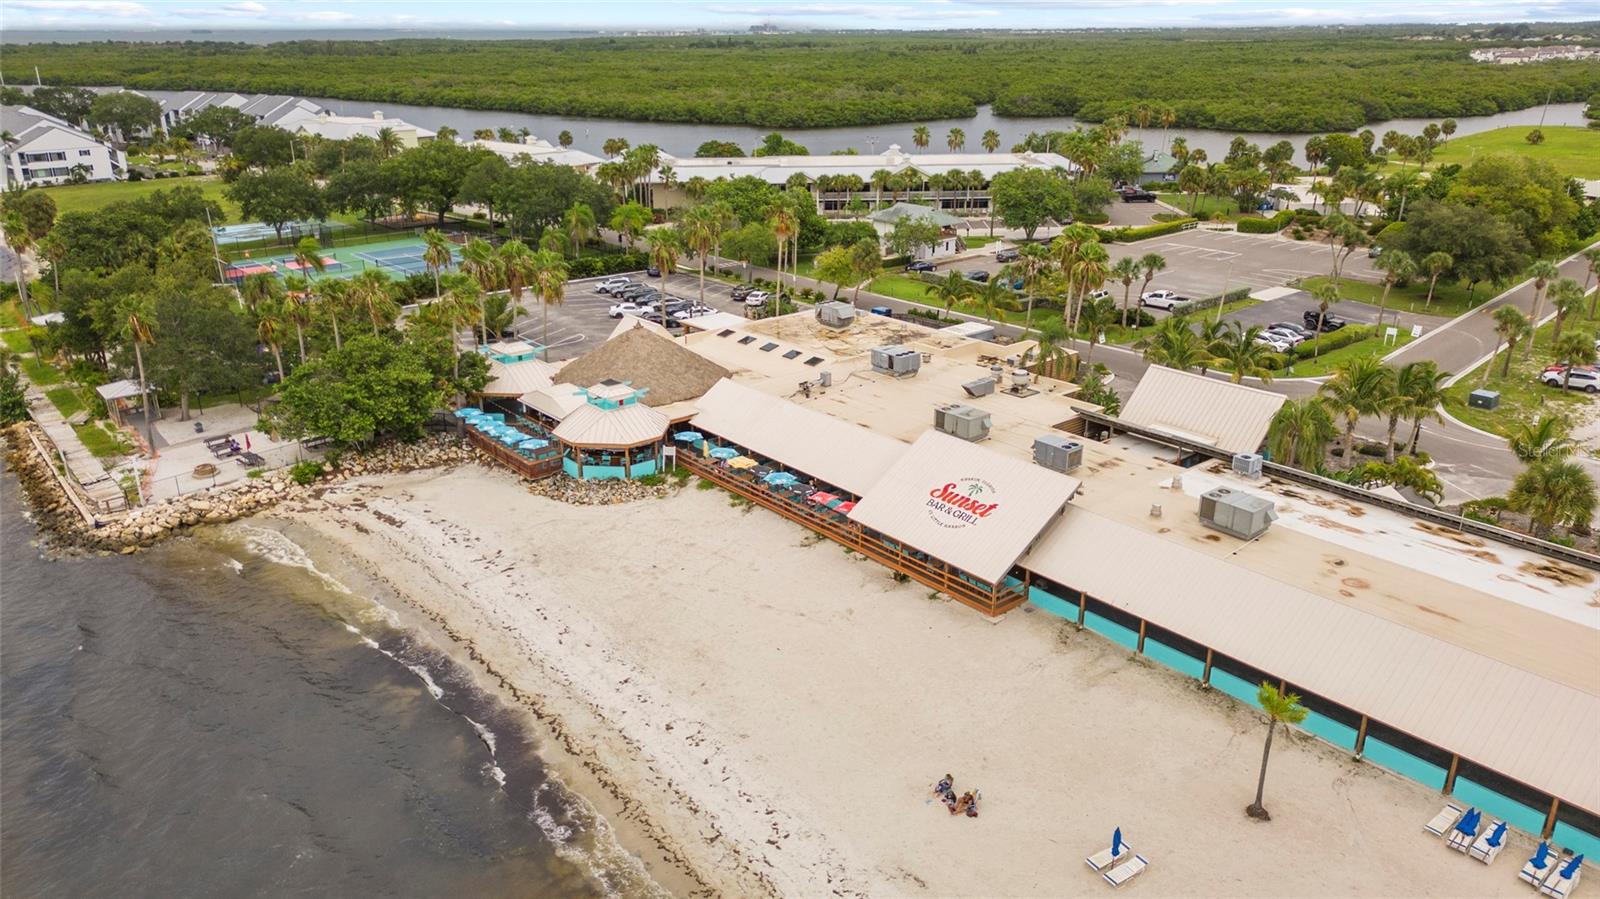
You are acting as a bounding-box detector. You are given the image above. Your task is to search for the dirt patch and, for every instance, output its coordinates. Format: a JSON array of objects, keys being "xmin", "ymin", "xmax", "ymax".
[
  {"xmin": 1414, "ymin": 604, "xmax": 1462, "ymax": 622},
  {"xmin": 1305, "ymin": 514, "xmax": 1363, "ymax": 535},
  {"xmin": 1517, "ymin": 559, "xmax": 1594, "ymax": 588},
  {"xmin": 1340, "ymin": 577, "xmax": 1370, "ymax": 590},
  {"xmin": 1412, "ymin": 521, "xmax": 1485, "ymax": 547}
]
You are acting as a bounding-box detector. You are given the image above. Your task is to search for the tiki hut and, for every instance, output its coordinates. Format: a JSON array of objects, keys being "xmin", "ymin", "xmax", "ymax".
[{"xmin": 554, "ymin": 325, "xmax": 730, "ymax": 407}]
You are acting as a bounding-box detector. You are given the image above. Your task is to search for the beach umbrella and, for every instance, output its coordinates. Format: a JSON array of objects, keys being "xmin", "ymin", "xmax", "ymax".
[
  {"xmin": 808, "ymin": 491, "xmax": 838, "ymax": 505},
  {"xmin": 1485, "ymin": 821, "xmax": 1507, "ymax": 847},
  {"xmin": 673, "ymin": 431, "xmax": 703, "ymax": 442},
  {"xmin": 825, "ymin": 498, "xmax": 845, "ymax": 510},
  {"xmin": 728, "ymin": 456, "xmax": 758, "ymax": 470},
  {"xmin": 836, "ymin": 500, "xmax": 856, "ymax": 513},
  {"xmin": 1112, "ymin": 828, "xmax": 1122, "ymax": 856},
  {"xmin": 1561, "ymin": 854, "xmax": 1585, "ymax": 878},
  {"xmin": 764, "ymin": 471, "xmax": 798, "ymax": 486},
  {"xmin": 453, "ymin": 408, "xmax": 476, "ymax": 419},
  {"xmin": 709, "ymin": 446, "xmax": 739, "ymax": 460},
  {"xmin": 519, "ymin": 437, "xmax": 550, "ymax": 449}
]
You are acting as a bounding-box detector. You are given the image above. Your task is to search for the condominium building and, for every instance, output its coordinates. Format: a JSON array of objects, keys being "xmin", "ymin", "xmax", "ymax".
[{"xmin": 1, "ymin": 105, "xmax": 126, "ymax": 188}]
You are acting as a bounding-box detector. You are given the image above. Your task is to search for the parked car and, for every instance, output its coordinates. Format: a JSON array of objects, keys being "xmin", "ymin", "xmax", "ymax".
[
  {"xmin": 869, "ymin": 306, "xmax": 894, "ymax": 317},
  {"xmin": 646, "ymin": 265, "xmax": 661, "ymax": 277},
  {"xmin": 597, "ymin": 277, "xmax": 631, "ymax": 294},
  {"xmin": 1254, "ymin": 333, "xmax": 1294, "ymax": 353},
  {"xmin": 617, "ymin": 284, "xmax": 651, "ymax": 300},
  {"xmin": 906, "ymin": 260, "xmax": 937, "ymax": 272},
  {"xmin": 1262, "ymin": 326, "xmax": 1307, "ymax": 345},
  {"xmin": 1268, "ymin": 322, "xmax": 1315, "ymax": 340},
  {"xmin": 608, "ymin": 302, "xmax": 647, "ymax": 318},
  {"xmin": 731, "ymin": 284, "xmax": 756, "ymax": 300},
  {"xmin": 639, "ymin": 312, "xmax": 682, "ymax": 329},
  {"xmin": 1120, "ymin": 188, "xmax": 1157, "ymax": 203},
  {"xmin": 1367, "ymin": 246, "xmax": 1382, "ymax": 258},
  {"xmin": 1303, "ymin": 311, "xmax": 1348, "ymax": 332},
  {"xmin": 995, "ymin": 248, "xmax": 1020, "ymax": 263},
  {"xmin": 744, "ymin": 290, "xmax": 772, "ymax": 307},
  {"xmin": 964, "ymin": 270, "xmax": 991, "ymax": 283},
  {"xmin": 1140, "ymin": 289, "xmax": 1186, "ymax": 310},
  {"xmin": 1541, "ymin": 366, "xmax": 1600, "ymax": 393},
  {"xmin": 1087, "ymin": 289, "xmax": 1111, "ymax": 301}
]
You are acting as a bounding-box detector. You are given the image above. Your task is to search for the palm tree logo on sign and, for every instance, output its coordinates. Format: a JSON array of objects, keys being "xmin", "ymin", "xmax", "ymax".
[{"xmin": 926, "ymin": 478, "xmax": 1001, "ymax": 530}]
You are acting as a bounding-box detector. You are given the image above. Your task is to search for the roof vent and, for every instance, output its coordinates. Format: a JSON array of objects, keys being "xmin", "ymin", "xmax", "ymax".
[
  {"xmin": 1033, "ymin": 434, "xmax": 1083, "ymax": 473},
  {"xmin": 962, "ymin": 377, "xmax": 996, "ymax": 397},
  {"xmin": 871, "ymin": 345, "xmax": 921, "ymax": 377},
  {"xmin": 934, "ymin": 404, "xmax": 991, "ymax": 442},
  {"xmin": 1232, "ymin": 452, "xmax": 1264, "ymax": 479},
  {"xmin": 1198, "ymin": 487, "xmax": 1277, "ymax": 541}
]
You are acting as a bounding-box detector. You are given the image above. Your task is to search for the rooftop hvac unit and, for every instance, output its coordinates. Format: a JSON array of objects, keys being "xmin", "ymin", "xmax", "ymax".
[
  {"xmin": 1011, "ymin": 369, "xmax": 1031, "ymax": 389},
  {"xmin": 1198, "ymin": 487, "xmax": 1277, "ymax": 541},
  {"xmin": 1232, "ymin": 452, "xmax": 1264, "ymax": 479},
  {"xmin": 817, "ymin": 301, "xmax": 857, "ymax": 328},
  {"xmin": 935, "ymin": 404, "xmax": 991, "ymax": 442},
  {"xmin": 1033, "ymin": 434, "xmax": 1083, "ymax": 473},
  {"xmin": 870, "ymin": 344, "xmax": 921, "ymax": 377},
  {"xmin": 962, "ymin": 377, "xmax": 996, "ymax": 397}
]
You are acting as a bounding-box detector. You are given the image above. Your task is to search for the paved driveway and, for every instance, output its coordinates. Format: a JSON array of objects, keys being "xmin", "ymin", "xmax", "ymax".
[{"xmin": 505, "ymin": 270, "xmax": 753, "ymax": 362}]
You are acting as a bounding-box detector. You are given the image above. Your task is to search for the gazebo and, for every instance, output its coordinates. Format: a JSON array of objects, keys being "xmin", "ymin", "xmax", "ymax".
[{"xmin": 552, "ymin": 382, "xmax": 670, "ymax": 480}]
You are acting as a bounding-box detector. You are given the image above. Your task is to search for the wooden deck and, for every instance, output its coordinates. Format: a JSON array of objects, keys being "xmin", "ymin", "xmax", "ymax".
[{"xmin": 467, "ymin": 430, "xmax": 562, "ymax": 480}]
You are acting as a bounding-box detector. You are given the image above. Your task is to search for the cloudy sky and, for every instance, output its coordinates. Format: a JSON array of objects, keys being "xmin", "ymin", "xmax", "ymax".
[{"xmin": 6, "ymin": 0, "xmax": 1599, "ymax": 31}]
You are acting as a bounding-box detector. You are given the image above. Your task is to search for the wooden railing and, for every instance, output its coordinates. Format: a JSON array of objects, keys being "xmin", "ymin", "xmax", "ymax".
[{"xmin": 467, "ymin": 430, "xmax": 561, "ymax": 480}]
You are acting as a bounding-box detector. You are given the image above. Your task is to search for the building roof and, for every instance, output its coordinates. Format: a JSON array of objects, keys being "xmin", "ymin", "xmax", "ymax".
[
  {"xmin": 609, "ymin": 315, "xmax": 673, "ymax": 341},
  {"xmin": 274, "ymin": 107, "xmax": 436, "ymax": 142},
  {"xmin": 690, "ymin": 378, "xmax": 908, "ymax": 496},
  {"xmin": 654, "ymin": 145, "xmax": 1075, "ymax": 185},
  {"xmin": 481, "ymin": 358, "xmax": 559, "ymax": 397},
  {"xmin": 1143, "ymin": 152, "xmax": 1178, "ymax": 173},
  {"xmin": 1, "ymin": 105, "xmax": 98, "ymax": 147},
  {"xmin": 849, "ymin": 430, "xmax": 1080, "ymax": 584},
  {"xmin": 469, "ymin": 137, "xmax": 603, "ymax": 169},
  {"xmin": 519, "ymin": 383, "xmax": 590, "ymax": 422},
  {"xmin": 94, "ymin": 379, "xmax": 144, "ymax": 401},
  {"xmin": 1022, "ymin": 509, "xmax": 1600, "ymax": 813},
  {"xmin": 1118, "ymin": 366, "xmax": 1285, "ymax": 454},
  {"xmin": 681, "ymin": 311, "xmax": 752, "ymax": 334},
  {"xmin": 868, "ymin": 202, "xmax": 966, "ymax": 228},
  {"xmin": 555, "ymin": 326, "xmax": 730, "ymax": 407},
  {"xmin": 553, "ymin": 401, "xmax": 669, "ymax": 448}
]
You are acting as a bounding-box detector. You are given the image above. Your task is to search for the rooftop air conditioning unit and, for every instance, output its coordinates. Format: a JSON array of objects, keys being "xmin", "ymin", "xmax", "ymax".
[
  {"xmin": 870, "ymin": 344, "xmax": 921, "ymax": 377},
  {"xmin": 1198, "ymin": 487, "xmax": 1277, "ymax": 541},
  {"xmin": 817, "ymin": 301, "xmax": 856, "ymax": 328},
  {"xmin": 962, "ymin": 377, "xmax": 996, "ymax": 397},
  {"xmin": 1232, "ymin": 452, "xmax": 1264, "ymax": 479},
  {"xmin": 935, "ymin": 404, "xmax": 991, "ymax": 442},
  {"xmin": 1011, "ymin": 369, "xmax": 1031, "ymax": 389},
  {"xmin": 1033, "ymin": 435, "xmax": 1083, "ymax": 473}
]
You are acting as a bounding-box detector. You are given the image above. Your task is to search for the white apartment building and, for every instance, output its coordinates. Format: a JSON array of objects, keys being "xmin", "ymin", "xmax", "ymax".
[
  {"xmin": 273, "ymin": 107, "xmax": 436, "ymax": 147},
  {"xmin": 1, "ymin": 105, "xmax": 126, "ymax": 188},
  {"xmin": 470, "ymin": 135, "xmax": 604, "ymax": 173}
]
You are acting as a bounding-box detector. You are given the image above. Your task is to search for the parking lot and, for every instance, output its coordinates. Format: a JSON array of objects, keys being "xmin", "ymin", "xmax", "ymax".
[{"xmin": 504, "ymin": 270, "xmax": 753, "ymax": 362}]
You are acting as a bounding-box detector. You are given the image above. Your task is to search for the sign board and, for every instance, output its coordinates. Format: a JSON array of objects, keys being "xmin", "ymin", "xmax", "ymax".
[
  {"xmin": 1382, "ymin": 326, "xmax": 1399, "ymax": 346},
  {"xmin": 1410, "ymin": 324, "xmax": 1423, "ymax": 338}
]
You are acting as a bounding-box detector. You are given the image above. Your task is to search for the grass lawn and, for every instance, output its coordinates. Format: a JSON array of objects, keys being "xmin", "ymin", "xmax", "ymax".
[
  {"xmin": 74, "ymin": 421, "xmax": 131, "ymax": 460},
  {"xmin": 1442, "ymin": 321, "xmax": 1595, "ymax": 438},
  {"xmin": 45, "ymin": 386, "xmax": 86, "ymax": 419},
  {"xmin": 961, "ymin": 235, "xmax": 1001, "ymax": 248},
  {"xmin": 1274, "ymin": 330, "xmax": 1416, "ymax": 379},
  {"xmin": 1425, "ymin": 126, "xmax": 1600, "ymax": 180},
  {"xmin": 1, "ymin": 328, "xmax": 31, "ymax": 354},
  {"xmin": 1157, "ymin": 194, "xmax": 1268, "ymax": 223},
  {"xmin": 19, "ymin": 356, "xmax": 61, "ymax": 385},
  {"xmin": 43, "ymin": 176, "xmax": 240, "ymax": 219},
  {"xmin": 1301, "ymin": 275, "xmax": 1490, "ymax": 321},
  {"xmin": 868, "ymin": 273, "xmax": 940, "ymax": 304}
]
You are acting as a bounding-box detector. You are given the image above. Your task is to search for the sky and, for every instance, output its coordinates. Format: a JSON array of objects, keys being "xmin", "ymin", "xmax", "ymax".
[{"xmin": 5, "ymin": 0, "xmax": 1600, "ymax": 32}]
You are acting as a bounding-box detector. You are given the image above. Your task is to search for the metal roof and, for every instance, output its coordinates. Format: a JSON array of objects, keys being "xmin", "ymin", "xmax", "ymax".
[
  {"xmin": 1022, "ymin": 510, "xmax": 1600, "ymax": 813},
  {"xmin": 849, "ymin": 430, "xmax": 1080, "ymax": 584},
  {"xmin": 94, "ymin": 379, "xmax": 144, "ymax": 401},
  {"xmin": 553, "ymin": 402, "xmax": 668, "ymax": 448},
  {"xmin": 868, "ymin": 202, "xmax": 965, "ymax": 228},
  {"xmin": 690, "ymin": 379, "xmax": 907, "ymax": 496},
  {"xmin": 519, "ymin": 384, "xmax": 589, "ymax": 422},
  {"xmin": 481, "ymin": 358, "xmax": 559, "ymax": 397},
  {"xmin": 1118, "ymin": 366, "xmax": 1285, "ymax": 454}
]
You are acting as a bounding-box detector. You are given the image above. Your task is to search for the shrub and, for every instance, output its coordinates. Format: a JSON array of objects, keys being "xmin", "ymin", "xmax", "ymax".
[
  {"xmin": 1172, "ymin": 286, "xmax": 1252, "ymax": 316},
  {"xmin": 1238, "ymin": 210, "xmax": 1293, "ymax": 234},
  {"xmin": 246, "ymin": 468, "xmax": 265, "ymax": 479},
  {"xmin": 568, "ymin": 252, "xmax": 649, "ymax": 280},
  {"xmin": 127, "ymin": 170, "xmax": 144, "ymax": 181},
  {"xmin": 1101, "ymin": 218, "xmax": 1197, "ymax": 243},
  {"xmin": 288, "ymin": 460, "xmax": 325, "ymax": 485},
  {"xmin": 1140, "ymin": 180, "xmax": 1173, "ymax": 191},
  {"xmin": 1293, "ymin": 324, "xmax": 1376, "ymax": 359},
  {"xmin": 1075, "ymin": 210, "xmax": 1110, "ymax": 225},
  {"xmin": 636, "ymin": 473, "xmax": 666, "ymax": 486}
]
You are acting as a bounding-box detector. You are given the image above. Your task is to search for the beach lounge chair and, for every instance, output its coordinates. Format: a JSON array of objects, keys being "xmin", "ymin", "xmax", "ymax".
[
  {"xmin": 1085, "ymin": 843, "xmax": 1134, "ymax": 873},
  {"xmin": 1520, "ymin": 843, "xmax": 1561, "ymax": 888},
  {"xmin": 1468, "ymin": 820, "xmax": 1507, "ymax": 864},
  {"xmin": 1446, "ymin": 807, "xmax": 1481, "ymax": 852},
  {"xmin": 1539, "ymin": 855, "xmax": 1583, "ymax": 899},
  {"xmin": 1424, "ymin": 802, "xmax": 1463, "ymax": 837},
  {"xmin": 1102, "ymin": 854, "xmax": 1148, "ymax": 888}
]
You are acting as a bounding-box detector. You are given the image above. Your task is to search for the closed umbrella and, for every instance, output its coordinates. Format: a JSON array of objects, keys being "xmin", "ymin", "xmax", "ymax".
[
  {"xmin": 519, "ymin": 437, "xmax": 550, "ymax": 449},
  {"xmin": 1484, "ymin": 821, "xmax": 1507, "ymax": 848},
  {"xmin": 1454, "ymin": 808, "xmax": 1481, "ymax": 836},
  {"xmin": 807, "ymin": 491, "xmax": 838, "ymax": 505},
  {"xmin": 836, "ymin": 500, "xmax": 856, "ymax": 513},
  {"xmin": 1560, "ymin": 854, "xmax": 1585, "ymax": 878},
  {"xmin": 1531, "ymin": 842, "xmax": 1552, "ymax": 869},
  {"xmin": 1112, "ymin": 828, "xmax": 1123, "ymax": 857}
]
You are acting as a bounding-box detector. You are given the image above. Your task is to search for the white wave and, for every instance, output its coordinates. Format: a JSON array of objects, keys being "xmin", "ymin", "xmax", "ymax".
[
  {"xmin": 530, "ymin": 781, "xmax": 668, "ymax": 899},
  {"xmin": 225, "ymin": 557, "xmax": 243, "ymax": 573},
  {"xmin": 465, "ymin": 716, "xmax": 498, "ymax": 755},
  {"xmin": 483, "ymin": 762, "xmax": 507, "ymax": 787},
  {"xmin": 233, "ymin": 525, "xmax": 351, "ymax": 594},
  {"xmin": 405, "ymin": 663, "xmax": 444, "ymax": 700}
]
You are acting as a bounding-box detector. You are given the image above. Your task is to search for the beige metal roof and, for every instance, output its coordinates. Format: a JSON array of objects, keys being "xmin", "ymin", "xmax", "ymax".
[
  {"xmin": 519, "ymin": 384, "xmax": 589, "ymax": 422},
  {"xmin": 1118, "ymin": 366, "xmax": 1285, "ymax": 454},
  {"xmin": 481, "ymin": 358, "xmax": 559, "ymax": 397},
  {"xmin": 690, "ymin": 379, "xmax": 908, "ymax": 496},
  {"xmin": 553, "ymin": 402, "xmax": 668, "ymax": 448},
  {"xmin": 849, "ymin": 430, "xmax": 1080, "ymax": 584},
  {"xmin": 1022, "ymin": 511, "xmax": 1600, "ymax": 813}
]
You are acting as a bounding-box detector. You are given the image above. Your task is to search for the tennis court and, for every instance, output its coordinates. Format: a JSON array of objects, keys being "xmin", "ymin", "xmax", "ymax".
[
  {"xmin": 223, "ymin": 236, "xmax": 461, "ymax": 284},
  {"xmin": 213, "ymin": 220, "xmax": 346, "ymax": 246}
]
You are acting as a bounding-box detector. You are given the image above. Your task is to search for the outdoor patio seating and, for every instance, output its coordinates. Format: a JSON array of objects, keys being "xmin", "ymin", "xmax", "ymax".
[
  {"xmin": 1102, "ymin": 854, "xmax": 1148, "ymax": 888},
  {"xmin": 1085, "ymin": 828, "xmax": 1132, "ymax": 873},
  {"xmin": 1521, "ymin": 843, "xmax": 1561, "ymax": 888},
  {"xmin": 1468, "ymin": 820, "xmax": 1507, "ymax": 864},
  {"xmin": 1424, "ymin": 802, "xmax": 1462, "ymax": 837},
  {"xmin": 1446, "ymin": 807, "xmax": 1481, "ymax": 852}
]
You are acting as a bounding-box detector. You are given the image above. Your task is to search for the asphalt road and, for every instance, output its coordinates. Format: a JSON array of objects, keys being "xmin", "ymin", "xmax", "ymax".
[{"xmin": 504, "ymin": 270, "xmax": 752, "ymax": 362}]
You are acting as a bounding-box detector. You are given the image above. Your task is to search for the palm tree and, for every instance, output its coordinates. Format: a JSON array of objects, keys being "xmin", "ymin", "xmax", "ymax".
[
  {"xmin": 1245, "ymin": 683, "xmax": 1308, "ymax": 821},
  {"xmin": 1135, "ymin": 317, "xmax": 1212, "ymax": 373},
  {"xmin": 932, "ymin": 271, "xmax": 972, "ymax": 319},
  {"xmin": 1309, "ymin": 281, "xmax": 1341, "ymax": 358},
  {"xmin": 1075, "ymin": 294, "xmax": 1118, "ymax": 365},
  {"xmin": 564, "ymin": 203, "xmax": 596, "ymax": 260},
  {"xmin": 1489, "ymin": 305, "xmax": 1531, "ymax": 381},
  {"xmin": 1213, "ymin": 322, "xmax": 1278, "ymax": 384},
  {"xmin": 1111, "ymin": 256, "xmax": 1142, "ymax": 328},
  {"xmin": 238, "ymin": 271, "xmax": 278, "ymax": 314},
  {"xmin": 1524, "ymin": 259, "xmax": 1561, "ymax": 356},
  {"xmin": 257, "ymin": 298, "xmax": 288, "ymax": 382},
  {"xmin": 1420, "ymin": 251, "xmax": 1452, "ymax": 310},
  {"xmin": 316, "ymin": 279, "xmax": 349, "ymax": 351},
  {"xmin": 1267, "ymin": 398, "xmax": 1337, "ymax": 470},
  {"xmin": 530, "ymin": 249, "xmax": 570, "ymax": 361},
  {"xmin": 421, "ymin": 229, "xmax": 453, "ymax": 299},
  {"xmin": 1004, "ymin": 243, "xmax": 1052, "ymax": 324},
  {"xmin": 680, "ymin": 205, "xmax": 718, "ymax": 311},
  {"xmin": 981, "ymin": 129, "xmax": 1000, "ymax": 153},
  {"xmin": 1158, "ymin": 107, "xmax": 1176, "ymax": 151},
  {"xmin": 1372, "ymin": 249, "xmax": 1415, "ymax": 328},
  {"xmin": 293, "ymin": 236, "xmax": 327, "ymax": 286},
  {"xmin": 352, "ymin": 269, "xmax": 396, "ymax": 335},
  {"xmin": 1508, "ymin": 460, "xmax": 1596, "ymax": 539},
  {"xmin": 374, "ymin": 127, "xmax": 401, "ymax": 159},
  {"xmin": 1319, "ymin": 355, "xmax": 1393, "ymax": 466},
  {"xmin": 1029, "ymin": 317, "xmax": 1073, "ymax": 381},
  {"xmin": 1508, "ymin": 414, "xmax": 1577, "ymax": 465},
  {"xmin": 1548, "ymin": 279, "xmax": 1586, "ymax": 347},
  {"xmin": 459, "ymin": 238, "xmax": 502, "ymax": 345},
  {"xmin": 769, "ymin": 203, "xmax": 799, "ymax": 312},
  {"xmin": 947, "ymin": 128, "xmax": 965, "ymax": 152},
  {"xmin": 4, "ymin": 212, "xmax": 37, "ymax": 316},
  {"xmin": 1555, "ymin": 331, "xmax": 1598, "ymax": 390},
  {"xmin": 118, "ymin": 293, "xmax": 158, "ymax": 448},
  {"xmin": 1581, "ymin": 247, "xmax": 1600, "ymax": 318},
  {"xmin": 973, "ymin": 278, "xmax": 1015, "ymax": 325},
  {"xmin": 1068, "ymin": 243, "xmax": 1110, "ymax": 330},
  {"xmin": 1136, "ymin": 252, "xmax": 1167, "ymax": 315},
  {"xmin": 912, "ymin": 125, "xmax": 930, "ymax": 152},
  {"xmin": 609, "ymin": 202, "xmax": 651, "ymax": 248},
  {"xmin": 498, "ymin": 239, "xmax": 538, "ymax": 325},
  {"xmin": 282, "ymin": 286, "xmax": 312, "ymax": 362},
  {"xmin": 37, "ymin": 232, "xmax": 65, "ymax": 302}
]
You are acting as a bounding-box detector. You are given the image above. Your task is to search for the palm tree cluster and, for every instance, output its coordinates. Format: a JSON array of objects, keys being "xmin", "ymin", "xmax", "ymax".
[
  {"xmin": 1258, "ymin": 357, "xmax": 1452, "ymax": 475},
  {"xmin": 1505, "ymin": 415, "xmax": 1596, "ymax": 540}
]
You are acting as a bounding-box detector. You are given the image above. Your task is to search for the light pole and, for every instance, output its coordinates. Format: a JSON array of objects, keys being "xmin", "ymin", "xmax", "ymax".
[{"xmin": 1215, "ymin": 260, "xmax": 1233, "ymax": 325}]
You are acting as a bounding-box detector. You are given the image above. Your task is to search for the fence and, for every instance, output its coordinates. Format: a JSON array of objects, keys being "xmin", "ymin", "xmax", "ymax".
[{"xmin": 146, "ymin": 440, "xmax": 310, "ymax": 503}]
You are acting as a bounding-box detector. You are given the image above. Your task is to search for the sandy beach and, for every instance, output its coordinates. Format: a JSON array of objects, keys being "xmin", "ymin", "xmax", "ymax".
[{"xmin": 274, "ymin": 464, "xmax": 1539, "ymax": 898}]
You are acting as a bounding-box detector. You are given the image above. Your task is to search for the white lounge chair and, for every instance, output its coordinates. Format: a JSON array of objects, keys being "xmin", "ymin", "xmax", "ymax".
[
  {"xmin": 1424, "ymin": 802, "xmax": 1463, "ymax": 837},
  {"xmin": 1467, "ymin": 820, "xmax": 1507, "ymax": 864},
  {"xmin": 1085, "ymin": 843, "xmax": 1134, "ymax": 873},
  {"xmin": 1446, "ymin": 824, "xmax": 1477, "ymax": 852},
  {"xmin": 1520, "ymin": 847, "xmax": 1562, "ymax": 888},
  {"xmin": 1539, "ymin": 860, "xmax": 1582, "ymax": 899},
  {"xmin": 1103, "ymin": 854, "xmax": 1148, "ymax": 888}
]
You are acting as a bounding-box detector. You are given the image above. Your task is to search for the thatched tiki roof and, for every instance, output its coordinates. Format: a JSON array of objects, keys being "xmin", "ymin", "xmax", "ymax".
[{"xmin": 554, "ymin": 326, "xmax": 730, "ymax": 407}]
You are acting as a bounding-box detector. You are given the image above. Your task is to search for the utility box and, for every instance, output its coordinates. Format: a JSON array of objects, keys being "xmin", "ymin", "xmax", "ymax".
[
  {"xmin": 1231, "ymin": 452, "xmax": 1264, "ymax": 478},
  {"xmin": 1198, "ymin": 487, "xmax": 1277, "ymax": 541},
  {"xmin": 934, "ymin": 404, "xmax": 992, "ymax": 441},
  {"xmin": 962, "ymin": 377, "xmax": 996, "ymax": 397},
  {"xmin": 817, "ymin": 301, "xmax": 856, "ymax": 328},
  {"xmin": 1033, "ymin": 434, "xmax": 1084, "ymax": 473},
  {"xmin": 870, "ymin": 345, "xmax": 921, "ymax": 377},
  {"xmin": 1468, "ymin": 389, "xmax": 1500, "ymax": 410}
]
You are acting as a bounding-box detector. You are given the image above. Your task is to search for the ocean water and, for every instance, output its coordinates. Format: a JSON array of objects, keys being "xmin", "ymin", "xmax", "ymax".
[{"xmin": 0, "ymin": 476, "xmax": 656, "ymax": 898}]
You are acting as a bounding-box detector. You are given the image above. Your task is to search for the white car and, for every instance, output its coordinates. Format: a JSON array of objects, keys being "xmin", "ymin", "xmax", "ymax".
[
  {"xmin": 597, "ymin": 277, "xmax": 631, "ymax": 295},
  {"xmin": 608, "ymin": 302, "xmax": 647, "ymax": 318},
  {"xmin": 1140, "ymin": 289, "xmax": 1186, "ymax": 310},
  {"xmin": 743, "ymin": 290, "xmax": 772, "ymax": 307},
  {"xmin": 1541, "ymin": 367, "xmax": 1600, "ymax": 393},
  {"xmin": 1263, "ymin": 326, "xmax": 1307, "ymax": 345},
  {"xmin": 1254, "ymin": 334, "xmax": 1293, "ymax": 353},
  {"xmin": 1087, "ymin": 289, "xmax": 1111, "ymax": 301}
]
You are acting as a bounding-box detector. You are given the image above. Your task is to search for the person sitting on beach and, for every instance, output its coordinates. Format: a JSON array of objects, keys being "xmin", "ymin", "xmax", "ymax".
[
  {"xmin": 942, "ymin": 789, "xmax": 959, "ymax": 813},
  {"xmin": 951, "ymin": 791, "xmax": 974, "ymax": 816},
  {"xmin": 964, "ymin": 789, "xmax": 981, "ymax": 818},
  {"xmin": 931, "ymin": 774, "xmax": 953, "ymax": 799}
]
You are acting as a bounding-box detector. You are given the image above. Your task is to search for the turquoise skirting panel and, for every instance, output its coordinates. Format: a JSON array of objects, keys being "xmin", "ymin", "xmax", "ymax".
[
  {"xmin": 1363, "ymin": 737, "xmax": 1446, "ymax": 791},
  {"xmin": 1027, "ymin": 586, "xmax": 1079, "ymax": 620},
  {"xmin": 1552, "ymin": 821, "xmax": 1600, "ymax": 859},
  {"xmin": 1083, "ymin": 610, "xmax": 1137, "ymax": 652},
  {"xmin": 1141, "ymin": 638, "xmax": 1205, "ymax": 680},
  {"xmin": 1298, "ymin": 711, "xmax": 1357, "ymax": 751},
  {"xmin": 1451, "ymin": 777, "xmax": 1548, "ymax": 839},
  {"xmin": 1208, "ymin": 669, "xmax": 1264, "ymax": 710}
]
